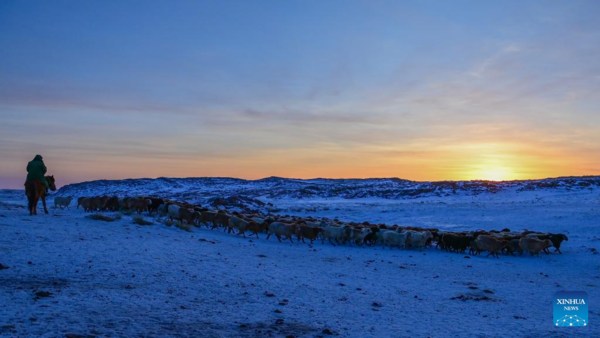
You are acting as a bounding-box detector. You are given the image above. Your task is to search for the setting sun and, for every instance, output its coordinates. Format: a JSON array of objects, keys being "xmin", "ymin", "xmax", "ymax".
[{"xmin": 471, "ymin": 166, "xmax": 517, "ymax": 182}]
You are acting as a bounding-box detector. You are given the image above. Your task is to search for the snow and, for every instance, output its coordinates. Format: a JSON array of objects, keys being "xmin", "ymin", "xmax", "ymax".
[
  {"xmin": 55, "ymin": 176, "xmax": 600, "ymax": 206},
  {"xmin": 1, "ymin": 186, "xmax": 599, "ymax": 337}
]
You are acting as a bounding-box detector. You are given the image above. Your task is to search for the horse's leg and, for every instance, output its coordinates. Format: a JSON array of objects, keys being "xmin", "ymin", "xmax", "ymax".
[
  {"xmin": 42, "ymin": 195, "xmax": 48, "ymax": 214},
  {"xmin": 28, "ymin": 195, "xmax": 33, "ymax": 215},
  {"xmin": 32, "ymin": 196, "xmax": 38, "ymax": 215}
]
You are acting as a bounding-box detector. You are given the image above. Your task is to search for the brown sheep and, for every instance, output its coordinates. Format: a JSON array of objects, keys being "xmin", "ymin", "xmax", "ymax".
[
  {"xmin": 228, "ymin": 216, "xmax": 256, "ymax": 238},
  {"xmin": 468, "ymin": 239, "xmax": 480, "ymax": 256},
  {"xmin": 80, "ymin": 197, "xmax": 93, "ymax": 212},
  {"xmin": 122, "ymin": 197, "xmax": 135, "ymax": 210},
  {"xmin": 131, "ymin": 198, "xmax": 150, "ymax": 214},
  {"xmin": 475, "ymin": 235, "xmax": 508, "ymax": 258},
  {"xmin": 90, "ymin": 196, "xmax": 108, "ymax": 211},
  {"xmin": 102, "ymin": 196, "xmax": 120, "ymax": 211},
  {"xmin": 506, "ymin": 238, "xmax": 524, "ymax": 256},
  {"xmin": 179, "ymin": 207, "xmax": 197, "ymax": 225},
  {"xmin": 212, "ymin": 211, "xmax": 230, "ymax": 230},
  {"xmin": 197, "ymin": 211, "xmax": 217, "ymax": 228},
  {"xmin": 295, "ymin": 225, "xmax": 323, "ymax": 244},
  {"xmin": 246, "ymin": 221, "xmax": 269, "ymax": 239}
]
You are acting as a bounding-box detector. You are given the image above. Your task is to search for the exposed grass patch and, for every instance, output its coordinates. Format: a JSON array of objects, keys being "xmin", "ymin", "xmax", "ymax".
[
  {"xmin": 121, "ymin": 209, "xmax": 134, "ymax": 216},
  {"xmin": 132, "ymin": 215, "xmax": 153, "ymax": 226},
  {"xmin": 175, "ymin": 221, "xmax": 192, "ymax": 232},
  {"xmin": 163, "ymin": 219, "xmax": 175, "ymax": 227},
  {"xmin": 85, "ymin": 214, "xmax": 117, "ymax": 222}
]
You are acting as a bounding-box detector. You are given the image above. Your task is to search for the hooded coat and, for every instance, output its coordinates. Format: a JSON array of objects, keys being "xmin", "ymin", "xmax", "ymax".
[{"xmin": 26, "ymin": 155, "xmax": 48, "ymax": 189}]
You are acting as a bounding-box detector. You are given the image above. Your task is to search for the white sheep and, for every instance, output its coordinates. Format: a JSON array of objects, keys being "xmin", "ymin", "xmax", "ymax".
[
  {"xmin": 407, "ymin": 231, "xmax": 433, "ymax": 250},
  {"xmin": 53, "ymin": 196, "xmax": 73, "ymax": 210},
  {"xmin": 322, "ymin": 225, "xmax": 347, "ymax": 245},
  {"xmin": 376, "ymin": 229, "xmax": 395, "ymax": 245},
  {"xmin": 381, "ymin": 231, "xmax": 411, "ymax": 249},
  {"xmin": 167, "ymin": 204, "xmax": 181, "ymax": 222},
  {"xmin": 266, "ymin": 222, "xmax": 296, "ymax": 243}
]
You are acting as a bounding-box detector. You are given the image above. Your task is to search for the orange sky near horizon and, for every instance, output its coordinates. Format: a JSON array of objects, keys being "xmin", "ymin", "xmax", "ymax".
[{"xmin": 1, "ymin": 136, "xmax": 597, "ymax": 189}]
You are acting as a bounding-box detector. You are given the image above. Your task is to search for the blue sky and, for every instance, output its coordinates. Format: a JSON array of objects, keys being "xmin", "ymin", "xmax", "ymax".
[{"xmin": 1, "ymin": 0, "xmax": 599, "ymax": 188}]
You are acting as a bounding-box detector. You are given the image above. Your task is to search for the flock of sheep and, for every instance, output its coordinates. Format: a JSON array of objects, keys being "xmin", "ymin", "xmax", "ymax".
[{"xmin": 54, "ymin": 195, "xmax": 569, "ymax": 258}]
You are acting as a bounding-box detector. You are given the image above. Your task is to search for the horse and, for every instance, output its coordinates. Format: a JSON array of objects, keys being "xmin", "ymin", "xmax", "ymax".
[{"xmin": 25, "ymin": 175, "xmax": 57, "ymax": 215}]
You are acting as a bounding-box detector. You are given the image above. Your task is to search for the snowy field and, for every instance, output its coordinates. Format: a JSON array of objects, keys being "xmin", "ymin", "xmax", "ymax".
[{"xmin": 1, "ymin": 188, "xmax": 599, "ymax": 337}]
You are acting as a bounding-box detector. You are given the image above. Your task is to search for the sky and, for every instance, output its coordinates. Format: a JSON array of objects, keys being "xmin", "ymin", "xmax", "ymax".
[{"xmin": 1, "ymin": 0, "xmax": 599, "ymax": 188}]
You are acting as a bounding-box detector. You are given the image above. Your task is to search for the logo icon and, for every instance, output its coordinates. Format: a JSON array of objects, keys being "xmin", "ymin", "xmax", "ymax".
[{"xmin": 554, "ymin": 291, "xmax": 588, "ymax": 327}]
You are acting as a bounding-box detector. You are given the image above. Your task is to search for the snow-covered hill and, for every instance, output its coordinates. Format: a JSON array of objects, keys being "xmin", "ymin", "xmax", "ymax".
[{"xmin": 57, "ymin": 176, "xmax": 600, "ymax": 203}]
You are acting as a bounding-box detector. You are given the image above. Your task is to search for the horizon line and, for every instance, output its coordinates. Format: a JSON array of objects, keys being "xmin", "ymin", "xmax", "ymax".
[{"xmin": 60, "ymin": 174, "xmax": 600, "ymax": 186}]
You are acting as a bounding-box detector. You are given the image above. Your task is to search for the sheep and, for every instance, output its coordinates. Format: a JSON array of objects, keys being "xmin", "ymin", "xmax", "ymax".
[
  {"xmin": 322, "ymin": 225, "xmax": 347, "ymax": 245},
  {"xmin": 295, "ymin": 225, "xmax": 324, "ymax": 244},
  {"xmin": 102, "ymin": 196, "xmax": 120, "ymax": 211},
  {"xmin": 525, "ymin": 232, "xmax": 548, "ymax": 238},
  {"xmin": 441, "ymin": 234, "xmax": 473, "ymax": 253},
  {"xmin": 506, "ymin": 238, "xmax": 523, "ymax": 256},
  {"xmin": 407, "ymin": 231, "xmax": 433, "ymax": 251},
  {"xmin": 381, "ymin": 231, "xmax": 411, "ymax": 249},
  {"xmin": 266, "ymin": 222, "xmax": 296, "ymax": 243},
  {"xmin": 53, "ymin": 196, "xmax": 73, "ymax": 210},
  {"xmin": 519, "ymin": 237, "xmax": 553, "ymax": 257},
  {"xmin": 344, "ymin": 227, "xmax": 370, "ymax": 246},
  {"xmin": 246, "ymin": 221, "xmax": 269, "ymax": 239},
  {"xmin": 147, "ymin": 198, "xmax": 164, "ymax": 215},
  {"xmin": 427, "ymin": 230, "xmax": 439, "ymax": 247},
  {"xmin": 130, "ymin": 198, "xmax": 150, "ymax": 214},
  {"xmin": 304, "ymin": 221, "xmax": 324, "ymax": 228},
  {"xmin": 468, "ymin": 239, "xmax": 480, "ymax": 256},
  {"xmin": 157, "ymin": 203, "xmax": 168, "ymax": 216},
  {"xmin": 376, "ymin": 229, "xmax": 396, "ymax": 245},
  {"xmin": 213, "ymin": 211, "xmax": 230, "ymax": 230},
  {"xmin": 197, "ymin": 211, "xmax": 217, "ymax": 228},
  {"xmin": 549, "ymin": 234, "xmax": 569, "ymax": 254},
  {"xmin": 121, "ymin": 197, "xmax": 134, "ymax": 210},
  {"xmin": 540, "ymin": 234, "xmax": 569, "ymax": 254},
  {"xmin": 76, "ymin": 197, "xmax": 86, "ymax": 209},
  {"xmin": 168, "ymin": 204, "xmax": 181, "ymax": 222},
  {"xmin": 80, "ymin": 198, "xmax": 93, "ymax": 212},
  {"xmin": 362, "ymin": 227, "xmax": 380, "ymax": 246},
  {"xmin": 228, "ymin": 216, "xmax": 257, "ymax": 237},
  {"xmin": 523, "ymin": 233, "xmax": 569, "ymax": 254},
  {"xmin": 179, "ymin": 207, "xmax": 197, "ymax": 225},
  {"xmin": 90, "ymin": 196, "xmax": 109, "ymax": 211},
  {"xmin": 475, "ymin": 235, "xmax": 508, "ymax": 258}
]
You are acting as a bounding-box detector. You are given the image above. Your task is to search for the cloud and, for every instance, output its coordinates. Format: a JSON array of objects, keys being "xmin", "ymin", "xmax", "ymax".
[{"xmin": 469, "ymin": 43, "xmax": 522, "ymax": 78}]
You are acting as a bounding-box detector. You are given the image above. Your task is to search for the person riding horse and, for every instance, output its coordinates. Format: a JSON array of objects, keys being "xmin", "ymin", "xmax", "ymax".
[{"xmin": 26, "ymin": 154, "xmax": 49, "ymax": 195}]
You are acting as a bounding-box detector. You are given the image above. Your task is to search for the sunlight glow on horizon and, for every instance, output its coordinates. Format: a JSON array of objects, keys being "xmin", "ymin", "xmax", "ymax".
[{"xmin": 0, "ymin": 139, "xmax": 591, "ymax": 188}]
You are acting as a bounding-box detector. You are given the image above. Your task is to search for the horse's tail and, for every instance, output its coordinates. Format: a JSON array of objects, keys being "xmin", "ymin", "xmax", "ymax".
[
  {"xmin": 25, "ymin": 181, "xmax": 32, "ymax": 198},
  {"xmin": 26, "ymin": 181, "xmax": 37, "ymax": 198}
]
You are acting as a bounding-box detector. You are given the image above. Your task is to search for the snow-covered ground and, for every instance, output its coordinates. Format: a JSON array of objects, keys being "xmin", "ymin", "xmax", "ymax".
[{"xmin": 1, "ymin": 188, "xmax": 599, "ymax": 337}]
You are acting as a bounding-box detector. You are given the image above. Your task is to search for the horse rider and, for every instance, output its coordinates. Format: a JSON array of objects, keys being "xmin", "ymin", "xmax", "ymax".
[{"xmin": 25, "ymin": 154, "xmax": 49, "ymax": 195}]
